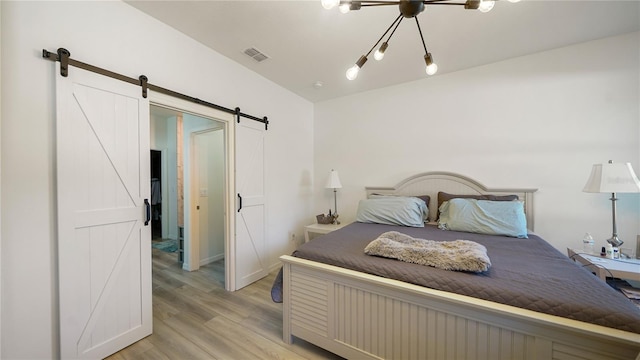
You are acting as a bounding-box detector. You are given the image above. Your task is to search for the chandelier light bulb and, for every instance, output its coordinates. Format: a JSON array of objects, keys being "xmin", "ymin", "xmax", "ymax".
[
  {"xmin": 424, "ymin": 53, "xmax": 437, "ymax": 76},
  {"xmin": 346, "ymin": 65, "xmax": 360, "ymax": 80},
  {"xmin": 346, "ymin": 55, "xmax": 368, "ymax": 80},
  {"xmin": 426, "ymin": 62, "xmax": 438, "ymax": 76},
  {"xmin": 339, "ymin": 3, "xmax": 351, "ymax": 13},
  {"xmin": 321, "ymin": 0, "xmax": 339, "ymax": 10},
  {"xmin": 478, "ymin": 0, "xmax": 495, "ymax": 12},
  {"xmin": 374, "ymin": 42, "xmax": 388, "ymax": 61}
]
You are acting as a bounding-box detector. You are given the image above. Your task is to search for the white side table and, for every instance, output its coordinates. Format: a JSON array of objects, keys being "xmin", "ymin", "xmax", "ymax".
[
  {"xmin": 567, "ymin": 248, "xmax": 640, "ymax": 283},
  {"xmin": 304, "ymin": 223, "xmax": 349, "ymax": 243}
]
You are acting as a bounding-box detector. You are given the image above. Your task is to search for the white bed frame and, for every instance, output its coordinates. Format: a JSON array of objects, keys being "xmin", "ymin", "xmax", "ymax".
[{"xmin": 281, "ymin": 172, "xmax": 640, "ymax": 360}]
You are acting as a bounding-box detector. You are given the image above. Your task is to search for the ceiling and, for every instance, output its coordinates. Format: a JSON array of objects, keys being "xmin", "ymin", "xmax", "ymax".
[{"xmin": 126, "ymin": 0, "xmax": 640, "ymax": 103}]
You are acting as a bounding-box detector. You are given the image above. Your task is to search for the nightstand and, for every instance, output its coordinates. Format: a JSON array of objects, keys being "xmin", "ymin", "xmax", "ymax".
[
  {"xmin": 567, "ymin": 248, "xmax": 640, "ymax": 283},
  {"xmin": 304, "ymin": 222, "xmax": 349, "ymax": 243},
  {"xmin": 567, "ymin": 248, "xmax": 640, "ymax": 308}
]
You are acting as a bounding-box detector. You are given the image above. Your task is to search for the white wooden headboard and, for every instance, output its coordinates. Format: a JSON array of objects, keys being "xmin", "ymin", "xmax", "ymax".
[{"xmin": 365, "ymin": 171, "xmax": 538, "ymax": 231}]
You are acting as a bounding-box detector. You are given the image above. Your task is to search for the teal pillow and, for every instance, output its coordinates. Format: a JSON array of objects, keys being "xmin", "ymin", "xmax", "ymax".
[
  {"xmin": 438, "ymin": 198, "xmax": 528, "ymax": 238},
  {"xmin": 356, "ymin": 196, "xmax": 427, "ymax": 227},
  {"xmin": 368, "ymin": 194, "xmax": 430, "ymax": 222}
]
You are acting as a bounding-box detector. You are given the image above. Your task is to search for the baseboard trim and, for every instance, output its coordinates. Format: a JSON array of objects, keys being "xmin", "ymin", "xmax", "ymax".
[{"xmin": 200, "ymin": 253, "xmax": 224, "ymax": 266}]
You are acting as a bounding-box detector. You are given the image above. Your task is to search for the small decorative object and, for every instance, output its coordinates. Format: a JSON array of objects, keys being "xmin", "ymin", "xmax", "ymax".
[
  {"xmin": 331, "ymin": 213, "xmax": 340, "ymax": 225},
  {"xmin": 613, "ymin": 246, "xmax": 620, "ymax": 259},
  {"xmin": 605, "ymin": 243, "xmax": 614, "ymax": 259},
  {"xmin": 325, "ymin": 169, "xmax": 342, "ymax": 224},
  {"xmin": 583, "ymin": 160, "xmax": 640, "ymax": 247},
  {"xmin": 316, "ymin": 213, "xmax": 335, "ymax": 224}
]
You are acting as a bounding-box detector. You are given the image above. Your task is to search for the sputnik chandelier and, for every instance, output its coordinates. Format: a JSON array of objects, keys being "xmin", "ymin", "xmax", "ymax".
[{"xmin": 321, "ymin": 0, "xmax": 521, "ymax": 80}]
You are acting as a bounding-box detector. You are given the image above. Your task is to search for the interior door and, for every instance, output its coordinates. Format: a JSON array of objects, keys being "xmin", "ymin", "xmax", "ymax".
[
  {"xmin": 56, "ymin": 63, "xmax": 152, "ymax": 358},
  {"xmin": 235, "ymin": 119, "xmax": 268, "ymax": 290},
  {"xmin": 194, "ymin": 130, "xmax": 226, "ymax": 267}
]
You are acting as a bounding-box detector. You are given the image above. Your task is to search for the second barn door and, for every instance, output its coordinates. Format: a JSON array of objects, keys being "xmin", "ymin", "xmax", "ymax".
[{"xmin": 234, "ymin": 119, "xmax": 268, "ymax": 290}]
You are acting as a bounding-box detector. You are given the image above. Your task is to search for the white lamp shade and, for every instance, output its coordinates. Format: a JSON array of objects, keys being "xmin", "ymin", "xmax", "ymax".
[
  {"xmin": 583, "ymin": 162, "xmax": 640, "ymax": 193},
  {"xmin": 325, "ymin": 170, "xmax": 342, "ymax": 189}
]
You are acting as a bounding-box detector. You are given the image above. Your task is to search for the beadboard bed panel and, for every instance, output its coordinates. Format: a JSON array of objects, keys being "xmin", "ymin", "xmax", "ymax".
[
  {"xmin": 281, "ymin": 172, "xmax": 640, "ymax": 360},
  {"xmin": 282, "ymin": 257, "xmax": 640, "ymax": 360}
]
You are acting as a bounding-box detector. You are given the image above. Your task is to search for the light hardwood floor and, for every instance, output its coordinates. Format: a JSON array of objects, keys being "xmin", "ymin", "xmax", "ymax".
[{"xmin": 107, "ymin": 248, "xmax": 343, "ymax": 360}]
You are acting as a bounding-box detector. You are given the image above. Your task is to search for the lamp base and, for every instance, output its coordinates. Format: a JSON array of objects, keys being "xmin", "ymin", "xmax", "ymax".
[{"xmin": 606, "ymin": 235, "xmax": 624, "ymax": 247}]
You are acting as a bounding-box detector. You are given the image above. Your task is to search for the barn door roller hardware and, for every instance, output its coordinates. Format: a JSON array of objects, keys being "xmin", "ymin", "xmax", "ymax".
[
  {"xmin": 139, "ymin": 75, "xmax": 148, "ymax": 99},
  {"xmin": 57, "ymin": 48, "xmax": 70, "ymax": 77},
  {"xmin": 236, "ymin": 107, "xmax": 269, "ymax": 130},
  {"xmin": 42, "ymin": 47, "xmax": 269, "ymax": 129}
]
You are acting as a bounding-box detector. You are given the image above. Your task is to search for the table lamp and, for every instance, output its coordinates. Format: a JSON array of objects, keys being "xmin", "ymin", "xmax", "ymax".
[
  {"xmin": 325, "ymin": 169, "xmax": 342, "ymax": 224},
  {"xmin": 583, "ymin": 160, "xmax": 640, "ymax": 247}
]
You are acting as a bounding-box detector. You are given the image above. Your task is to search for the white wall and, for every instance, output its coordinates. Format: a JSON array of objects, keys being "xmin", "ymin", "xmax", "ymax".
[
  {"xmin": 0, "ymin": 1, "xmax": 314, "ymax": 358},
  {"xmin": 314, "ymin": 32, "xmax": 640, "ymax": 255}
]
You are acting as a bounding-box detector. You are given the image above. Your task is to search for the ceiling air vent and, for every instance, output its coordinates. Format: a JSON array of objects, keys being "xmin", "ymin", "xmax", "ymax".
[{"xmin": 243, "ymin": 47, "xmax": 269, "ymax": 63}]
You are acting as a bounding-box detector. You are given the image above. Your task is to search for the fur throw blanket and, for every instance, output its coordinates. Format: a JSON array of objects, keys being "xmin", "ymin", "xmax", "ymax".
[{"xmin": 364, "ymin": 231, "xmax": 491, "ymax": 273}]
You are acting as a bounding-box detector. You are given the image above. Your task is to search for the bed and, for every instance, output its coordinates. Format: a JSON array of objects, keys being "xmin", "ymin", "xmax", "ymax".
[{"xmin": 279, "ymin": 172, "xmax": 640, "ymax": 360}]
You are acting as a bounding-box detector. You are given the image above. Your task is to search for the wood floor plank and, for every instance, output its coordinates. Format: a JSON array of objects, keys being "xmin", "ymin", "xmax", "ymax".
[
  {"xmin": 203, "ymin": 315, "xmax": 311, "ymax": 360},
  {"xmin": 145, "ymin": 314, "xmax": 217, "ymax": 359},
  {"xmin": 173, "ymin": 286, "xmax": 253, "ymax": 323},
  {"xmin": 151, "ymin": 289, "xmax": 182, "ymax": 321},
  {"xmin": 105, "ymin": 338, "xmax": 153, "ymax": 360},
  {"xmin": 160, "ymin": 266, "xmax": 223, "ymax": 292},
  {"xmin": 153, "ymin": 285, "xmax": 218, "ymax": 323},
  {"xmin": 106, "ymin": 248, "xmax": 343, "ymax": 360},
  {"xmin": 152, "ymin": 267, "xmax": 187, "ymax": 290},
  {"xmin": 163, "ymin": 311, "xmax": 259, "ymax": 359}
]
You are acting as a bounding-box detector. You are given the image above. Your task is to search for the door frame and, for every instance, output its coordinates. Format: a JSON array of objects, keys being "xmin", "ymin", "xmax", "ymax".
[{"xmin": 148, "ymin": 91, "xmax": 236, "ymax": 291}]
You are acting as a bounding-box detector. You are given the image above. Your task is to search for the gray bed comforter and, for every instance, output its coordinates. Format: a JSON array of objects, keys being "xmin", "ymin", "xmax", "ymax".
[{"xmin": 290, "ymin": 222, "xmax": 640, "ymax": 334}]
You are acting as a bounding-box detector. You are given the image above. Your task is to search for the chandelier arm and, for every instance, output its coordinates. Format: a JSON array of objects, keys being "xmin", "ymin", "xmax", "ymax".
[
  {"xmin": 360, "ymin": 3, "xmax": 401, "ymax": 7},
  {"xmin": 350, "ymin": 1, "xmax": 401, "ymax": 4},
  {"xmin": 386, "ymin": 12, "xmax": 404, "ymax": 42},
  {"xmin": 424, "ymin": 2, "xmax": 468, "ymax": 5},
  {"xmin": 364, "ymin": 14, "xmax": 403, "ymax": 57},
  {"xmin": 414, "ymin": 16, "xmax": 430, "ymax": 55}
]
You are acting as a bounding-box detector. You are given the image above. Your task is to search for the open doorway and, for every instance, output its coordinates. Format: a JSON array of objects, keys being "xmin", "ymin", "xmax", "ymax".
[
  {"xmin": 150, "ymin": 150, "xmax": 162, "ymax": 240},
  {"xmin": 150, "ymin": 104, "xmax": 227, "ymax": 285}
]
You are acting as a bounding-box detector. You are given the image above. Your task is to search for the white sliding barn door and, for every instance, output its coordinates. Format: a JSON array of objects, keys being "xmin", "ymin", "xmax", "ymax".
[
  {"xmin": 56, "ymin": 64, "xmax": 152, "ymax": 359},
  {"xmin": 235, "ymin": 119, "xmax": 268, "ymax": 290}
]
